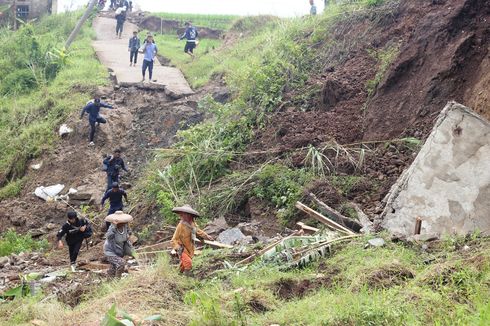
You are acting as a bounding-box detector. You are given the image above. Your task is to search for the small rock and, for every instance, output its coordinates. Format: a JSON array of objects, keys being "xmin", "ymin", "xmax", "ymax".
[
  {"xmin": 59, "ymin": 124, "xmax": 73, "ymax": 137},
  {"xmin": 39, "ymin": 276, "xmax": 57, "ymax": 284},
  {"xmin": 217, "ymin": 228, "xmax": 246, "ymax": 245},
  {"xmin": 46, "ymin": 223, "xmax": 58, "ymax": 230},
  {"xmin": 410, "ymin": 233, "xmax": 440, "ymax": 242},
  {"xmin": 463, "ymin": 245, "xmax": 470, "ymax": 251},
  {"xmin": 367, "ymin": 238, "xmax": 386, "ymax": 247},
  {"xmin": 30, "ymin": 162, "xmax": 43, "ymax": 170},
  {"xmin": 0, "ymin": 256, "xmax": 9, "ymax": 268},
  {"xmin": 238, "ymin": 236, "xmax": 254, "ymax": 245}
]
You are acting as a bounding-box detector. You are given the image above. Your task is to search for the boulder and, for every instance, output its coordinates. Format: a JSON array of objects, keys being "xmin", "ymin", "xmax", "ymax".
[{"xmin": 217, "ymin": 228, "xmax": 246, "ymax": 245}]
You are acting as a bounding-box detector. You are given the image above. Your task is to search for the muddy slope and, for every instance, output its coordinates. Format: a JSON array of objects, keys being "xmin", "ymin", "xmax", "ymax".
[
  {"xmin": 253, "ymin": 0, "xmax": 489, "ymax": 153},
  {"xmin": 365, "ymin": 0, "xmax": 490, "ymax": 140},
  {"xmin": 0, "ymin": 86, "xmax": 202, "ymax": 233}
]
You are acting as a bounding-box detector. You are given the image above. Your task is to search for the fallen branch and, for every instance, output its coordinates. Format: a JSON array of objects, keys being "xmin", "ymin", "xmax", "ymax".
[
  {"xmin": 296, "ymin": 222, "xmax": 319, "ymax": 234},
  {"xmin": 296, "ymin": 202, "xmax": 355, "ymax": 235},
  {"xmin": 197, "ymin": 239, "xmax": 233, "ymax": 249},
  {"xmin": 293, "ymin": 234, "xmax": 362, "ymax": 258},
  {"xmin": 349, "ymin": 202, "xmax": 374, "ymax": 232},
  {"xmin": 236, "ymin": 230, "xmax": 301, "ymax": 266},
  {"xmin": 308, "ymin": 193, "xmax": 362, "ymax": 232}
]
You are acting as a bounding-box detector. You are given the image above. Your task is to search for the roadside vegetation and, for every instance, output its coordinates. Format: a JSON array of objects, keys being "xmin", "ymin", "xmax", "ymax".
[{"xmin": 0, "ymin": 11, "xmax": 107, "ymax": 198}]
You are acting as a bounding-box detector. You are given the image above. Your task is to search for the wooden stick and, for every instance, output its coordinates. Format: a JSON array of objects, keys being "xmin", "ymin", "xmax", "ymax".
[
  {"xmin": 296, "ymin": 222, "xmax": 319, "ymax": 233},
  {"xmin": 296, "ymin": 201, "xmax": 355, "ymax": 235},
  {"xmin": 198, "ymin": 239, "xmax": 234, "ymax": 249},
  {"xmin": 293, "ymin": 234, "xmax": 361, "ymax": 258},
  {"xmin": 236, "ymin": 230, "xmax": 301, "ymax": 266},
  {"xmin": 308, "ymin": 193, "xmax": 362, "ymax": 232}
]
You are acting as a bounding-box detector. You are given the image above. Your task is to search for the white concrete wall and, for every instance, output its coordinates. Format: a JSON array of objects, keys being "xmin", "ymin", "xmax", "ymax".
[{"xmin": 381, "ymin": 102, "xmax": 490, "ymax": 236}]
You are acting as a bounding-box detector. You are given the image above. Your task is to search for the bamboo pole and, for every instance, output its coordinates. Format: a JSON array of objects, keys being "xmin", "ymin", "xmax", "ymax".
[{"xmin": 65, "ymin": 0, "xmax": 97, "ymax": 49}]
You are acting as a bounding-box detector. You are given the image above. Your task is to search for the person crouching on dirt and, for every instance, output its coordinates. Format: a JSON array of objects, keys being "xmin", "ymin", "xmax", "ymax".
[
  {"xmin": 103, "ymin": 149, "xmax": 128, "ymax": 190},
  {"xmin": 170, "ymin": 205, "xmax": 213, "ymax": 275},
  {"xmin": 179, "ymin": 21, "xmax": 198, "ymax": 59},
  {"xmin": 80, "ymin": 96, "xmax": 115, "ymax": 146},
  {"xmin": 57, "ymin": 210, "xmax": 92, "ymax": 272},
  {"xmin": 101, "ymin": 182, "xmax": 129, "ymax": 230},
  {"xmin": 104, "ymin": 211, "xmax": 134, "ymax": 278}
]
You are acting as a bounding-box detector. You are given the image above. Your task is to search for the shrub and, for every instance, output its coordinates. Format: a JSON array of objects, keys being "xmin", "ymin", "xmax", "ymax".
[
  {"xmin": 253, "ymin": 164, "xmax": 313, "ymax": 223},
  {"xmin": 0, "ymin": 230, "xmax": 48, "ymax": 257}
]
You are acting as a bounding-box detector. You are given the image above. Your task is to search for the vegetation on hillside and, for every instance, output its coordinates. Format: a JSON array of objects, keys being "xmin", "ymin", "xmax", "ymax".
[
  {"xmin": 0, "ymin": 230, "xmax": 48, "ymax": 257},
  {"xmin": 153, "ymin": 12, "xmax": 239, "ymax": 31},
  {"xmin": 145, "ymin": 0, "xmax": 401, "ymax": 225},
  {"xmin": 0, "ymin": 12, "xmax": 107, "ymax": 197}
]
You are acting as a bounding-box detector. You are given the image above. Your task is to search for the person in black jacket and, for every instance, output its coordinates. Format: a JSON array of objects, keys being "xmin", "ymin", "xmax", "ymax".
[
  {"xmin": 128, "ymin": 31, "xmax": 140, "ymax": 66},
  {"xmin": 80, "ymin": 97, "xmax": 115, "ymax": 146},
  {"xmin": 57, "ymin": 211, "xmax": 91, "ymax": 272},
  {"xmin": 101, "ymin": 182, "xmax": 129, "ymax": 229},
  {"xmin": 103, "ymin": 149, "xmax": 128, "ymax": 190}
]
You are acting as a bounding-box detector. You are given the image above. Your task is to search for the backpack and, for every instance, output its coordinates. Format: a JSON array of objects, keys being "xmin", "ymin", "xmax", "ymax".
[{"xmin": 82, "ymin": 221, "xmax": 93, "ymax": 239}]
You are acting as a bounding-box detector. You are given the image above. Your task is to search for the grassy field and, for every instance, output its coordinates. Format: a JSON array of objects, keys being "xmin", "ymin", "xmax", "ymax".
[
  {"xmin": 153, "ymin": 34, "xmax": 223, "ymax": 88},
  {"xmin": 0, "ymin": 11, "xmax": 107, "ymax": 198},
  {"xmin": 153, "ymin": 12, "xmax": 239, "ymax": 31}
]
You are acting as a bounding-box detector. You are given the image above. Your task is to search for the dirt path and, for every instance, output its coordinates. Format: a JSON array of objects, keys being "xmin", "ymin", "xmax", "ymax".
[
  {"xmin": 92, "ymin": 17, "xmax": 194, "ymax": 98},
  {"xmin": 0, "ymin": 13, "xmax": 204, "ymax": 296}
]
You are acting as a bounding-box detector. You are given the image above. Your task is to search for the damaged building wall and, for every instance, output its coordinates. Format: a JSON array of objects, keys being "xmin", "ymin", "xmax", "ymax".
[{"xmin": 381, "ymin": 102, "xmax": 490, "ymax": 236}]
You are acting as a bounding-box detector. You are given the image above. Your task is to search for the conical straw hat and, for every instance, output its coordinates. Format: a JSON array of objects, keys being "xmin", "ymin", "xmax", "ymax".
[
  {"xmin": 172, "ymin": 204, "xmax": 200, "ymax": 217},
  {"xmin": 105, "ymin": 211, "xmax": 133, "ymax": 224}
]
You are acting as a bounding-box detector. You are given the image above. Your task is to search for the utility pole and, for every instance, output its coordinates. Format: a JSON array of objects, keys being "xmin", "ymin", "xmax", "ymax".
[
  {"xmin": 12, "ymin": 0, "xmax": 17, "ymax": 30},
  {"xmin": 65, "ymin": 0, "xmax": 97, "ymax": 49}
]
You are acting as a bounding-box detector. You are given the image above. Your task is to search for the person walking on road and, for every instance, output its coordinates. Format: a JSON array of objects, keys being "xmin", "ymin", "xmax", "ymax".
[
  {"xmin": 171, "ymin": 205, "xmax": 213, "ymax": 275},
  {"xmin": 141, "ymin": 33, "xmax": 158, "ymax": 82},
  {"xmin": 128, "ymin": 31, "xmax": 140, "ymax": 66},
  {"xmin": 101, "ymin": 182, "xmax": 129, "ymax": 230},
  {"xmin": 115, "ymin": 7, "xmax": 126, "ymax": 38},
  {"xmin": 179, "ymin": 21, "xmax": 198, "ymax": 59},
  {"xmin": 104, "ymin": 211, "xmax": 134, "ymax": 278},
  {"xmin": 103, "ymin": 149, "xmax": 128, "ymax": 190},
  {"xmin": 80, "ymin": 96, "xmax": 114, "ymax": 146},
  {"xmin": 57, "ymin": 210, "xmax": 92, "ymax": 272}
]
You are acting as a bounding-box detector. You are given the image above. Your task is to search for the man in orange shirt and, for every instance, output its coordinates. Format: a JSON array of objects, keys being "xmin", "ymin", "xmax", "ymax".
[{"xmin": 170, "ymin": 205, "xmax": 213, "ymax": 274}]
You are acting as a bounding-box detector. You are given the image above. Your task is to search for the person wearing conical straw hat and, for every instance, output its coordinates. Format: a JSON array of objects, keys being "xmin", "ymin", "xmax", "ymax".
[
  {"xmin": 171, "ymin": 205, "xmax": 213, "ymax": 275},
  {"xmin": 104, "ymin": 211, "xmax": 134, "ymax": 278}
]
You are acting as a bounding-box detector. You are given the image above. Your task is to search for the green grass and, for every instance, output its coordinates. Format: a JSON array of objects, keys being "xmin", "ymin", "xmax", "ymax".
[
  {"xmin": 185, "ymin": 236, "xmax": 490, "ymax": 326},
  {"xmin": 1, "ymin": 235, "xmax": 489, "ymax": 325},
  {"xmin": 0, "ymin": 230, "xmax": 48, "ymax": 257},
  {"xmin": 153, "ymin": 12, "xmax": 239, "ymax": 31},
  {"xmin": 0, "ymin": 11, "xmax": 107, "ymax": 196},
  {"xmin": 153, "ymin": 34, "xmax": 223, "ymax": 88}
]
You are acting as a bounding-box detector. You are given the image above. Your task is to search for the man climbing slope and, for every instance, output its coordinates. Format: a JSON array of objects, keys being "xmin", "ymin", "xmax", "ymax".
[
  {"xmin": 171, "ymin": 205, "xmax": 213, "ymax": 275},
  {"xmin": 57, "ymin": 210, "xmax": 92, "ymax": 272},
  {"xmin": 101, "ymin": 182, "xmax": 129, "ymax": 230},
  {"xmin": 80, "ymin": 96, "xmax": 115, "ymax": 146},
  {"xmin": 103, "ymin": 149, "xmax": 128, "ymax": 190},
  {"xmin": 179, "ymin": 21, "xmax": 199, "ymax": 59}
]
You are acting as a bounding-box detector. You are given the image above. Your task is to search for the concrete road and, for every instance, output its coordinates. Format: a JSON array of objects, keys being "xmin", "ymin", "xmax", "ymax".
[{"xmin": 92, "ymin": 17, "xmax": 194, "ymax": 97}]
